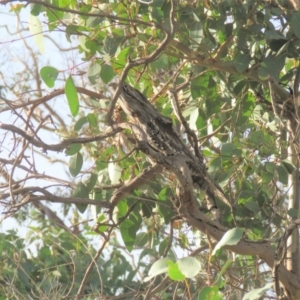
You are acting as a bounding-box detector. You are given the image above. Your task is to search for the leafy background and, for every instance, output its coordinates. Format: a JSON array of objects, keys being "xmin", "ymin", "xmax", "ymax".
[{"xmin": 1, "ymin": 0, "xmax": 300, "ymax": 299}]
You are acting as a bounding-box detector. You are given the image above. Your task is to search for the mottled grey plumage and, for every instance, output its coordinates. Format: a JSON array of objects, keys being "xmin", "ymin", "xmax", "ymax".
[{"xmin": 111, "ymin": 82, "xmax": 216, "ymax": 206}]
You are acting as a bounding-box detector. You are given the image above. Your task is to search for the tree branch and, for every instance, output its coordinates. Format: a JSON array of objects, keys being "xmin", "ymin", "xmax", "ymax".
[
  {"xmin": 169, "ymin": 39, "xmax": 291, "ymax": 103},
  {"xmin": 0, "ymin": 123, "xmax": 122, "ymax": 152}
]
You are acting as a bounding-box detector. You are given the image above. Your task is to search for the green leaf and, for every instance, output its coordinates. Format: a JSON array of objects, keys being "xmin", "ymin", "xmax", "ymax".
[
  {"xmin": 78, "ymin": 35, "xmax": 89, "ymax": 53},
  {"xmin": 100, "ymin": 64, "xmax": 115, "ymax": 84},
  {"xmin": 87, "ymin": 62, "xmax": 101, "ymax": 84},
  {"xmin": 276, "ymin": 165, "xmax": 288, "ymax": 185},
  {"xmin": 198, "ymin": 286, "xmax": 222, "ymax": 300},
  {"xmin": 250, "ymin": 131, "xmax": 264, "ymax": 146},
  {"xmin": 95, "ymin": 214, "xmax": 108, "ymax": 232},
  {"xmin": 86, "ymin": 15, "xmax": 104, "ymax": 27},
  {"xmin": 86, "ymin": 172, "xmax": 98, "ymax": 192},
  {"xmin": 234, "ymin": 53, "xmax": 250, "ymax": 73},
  {"xmin": 215, "ymin": 260, "xmax": 232, "ymax": 288},
  {"xmin": 87, "ymin": 113, "xmax": 98, "ymax": 127},
  {"xmin": 69, "ymin": 153, "xmax": 83, "ymax": 177},
  {"xmin": 265, "ymin": 29, "xmax": 285, "ymax": 40},
  {"xmin": 190, "ymin": 21, "xmax": 203, "ymax": 44},
  {"xmin": 144, "ymin": 257, "xmax": 170, "ymax": 282},
  {"xmin": 281, "ymin": 160, "xmax": 295, "ymax": 174},
  {"xmin": 74, "ymin": 116, "xmax": 88, "ymax": 131},
  {"xmin": 244, "ymin": 201, "xmax": 260, "ymax": 213},
  {"xmin": 65, "ymin": 144, "xmax": 81, "ymax": 156},
  {"xmin": 291, "ymin": 11, "xmax": 300, "ymax": 39},
  {"xmin": 46, "ymin": 1, "xmax": 63, "ymax": 31},
  {"xmin": 261, "ymin": 169, "xmax": 274, "ymax": 184},
  {"xmin": 18, "ymin": 261, "xmax": 34, "ymax": 287},
  {"xmin": 265, "ymin": 162, "xmax": 275, "ymax": 173},
  {"xmin": 73, "ymin": 182, "xmax": 89, "ymax": 213},
  {"xmin": 221, "ymin": 143, "xmax": 236, "ymax": 160},
  {"xmin": 40, "ymin": 66, "xmax": 58, "ymax": 88},
  {"xmin": 167, "ymin": 261, "xmax": 185, "ymax": 281},
  {"xmin": 30, "ymin": 4, "xmax": 43, "ymax": 15},
  {"xmin": 288, "ymin": 208, "xmax": 298, "ymax": 218},
  {"xmin": 65, "ymin": 24, "xmax": 79, "ymax": 42},
  {"xmin": 28, "ymin": 14, "xmax": 44, "ymax": 53},
  {"xmin": 177, "ymin": 257, "xmax": 201, "ymax": 278},
  {"xmin": 135, "ymin": 232, "xmax": 148, "ymax": 247},
  {"xmin": 65, "ymin": 75, "xmax": 79, "ymax": 117},
  {"xmin": 103, "ymin": 36, "xmax": 120, "ymax": 55},
  {"xmin": 113, "ymin": 46, "xmax": 131, "ymax": 69},
  {"xmin": 120, "ymin": 213, "xmax": 141, "ymax": 252},
  {"xmin": 258, "ymin": 54, "xmax": 285, "ymax": 80},
  {"xmin": 242, "ymin": 283, "xmax": 273, "ymax": 300},
  {"xmin": 212, "ymin": 228, "xmax": 244, "ymax": 255}
]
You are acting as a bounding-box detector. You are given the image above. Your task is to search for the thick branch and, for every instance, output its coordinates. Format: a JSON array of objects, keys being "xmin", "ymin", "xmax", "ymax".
[
  {"xmin": 182, "ymin": 207, "xmax": 300, "ymax": 297},
  {"xmin": 0, "ymin": 87, "xmax": 107, "ymax": 112},
  {"xmin": 10, "ymin": 194, "xmax": 111, "ymax": 210},
  {"xmin": 109, "ymin": 164, "xmax": 163, "ymax": 208}
]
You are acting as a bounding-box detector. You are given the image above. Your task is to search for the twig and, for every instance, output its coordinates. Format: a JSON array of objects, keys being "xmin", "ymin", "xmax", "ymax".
[
  {"xmin": 1, "ymin": 0, "xmax": 153, "ymax": 27},
  {"xmin": 76, "ymin": 227, "xmax": 114, "ymax": 298},
  {"xmin": 163, "ymin": 216, "xmax": 180, "ymax": 257},
  {"xmin": 0, "ymin": 123, "xmax": 122, "ymax": 152},
  {"xmin": 0, "ymin": 87, "xmax": 108, "ymax": 112}
]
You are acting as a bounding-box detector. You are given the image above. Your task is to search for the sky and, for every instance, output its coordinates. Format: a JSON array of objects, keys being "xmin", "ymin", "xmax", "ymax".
[{"xmin": 0, "ymin": 4, "xmax": 80, "ymax": 233}]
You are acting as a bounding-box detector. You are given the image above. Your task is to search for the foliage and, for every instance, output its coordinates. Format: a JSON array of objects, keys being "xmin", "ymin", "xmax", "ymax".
[{"xmin": 1, "ymin": 0, "xmax": 300, "ymax": 299}]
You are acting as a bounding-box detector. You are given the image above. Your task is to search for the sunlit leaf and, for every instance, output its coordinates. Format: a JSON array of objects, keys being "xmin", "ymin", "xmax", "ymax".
[
  {"xmin": 177, "ymin": 257, "xmax": 201, "ymax": 278},
  {"xmin": 108, "ymin": 162, "xmax": 122, "ymax": 184},
  {"xmin": 167, "ymin": 261, "xmax": 185, "ymax": 281},
  {"xmin": 198, "ymin": 286, "xmax": 222, "ymax": 300},
  {"xmin": 189, "ymin": 107, "xmax": 199, "ymax": 130},
  {"xmin": 28, "ymin": 14, "xmax": 44, "ymax": 53},
  {"xmin": 242, "ymin": 283, "xmax": 273, "ymax": 300},
  {"xmin": 212, "ymin": 228, "xmax": 244, "ymax": 255},
  {"xmin": 144, "ymin": 258, "xmax": 170, "ymax": 282}
]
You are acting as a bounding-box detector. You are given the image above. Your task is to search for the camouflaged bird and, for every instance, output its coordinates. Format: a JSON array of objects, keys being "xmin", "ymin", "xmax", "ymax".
[{"xmin": 110, "ymin": 82, "xmax": 217, "ymax": 207}]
